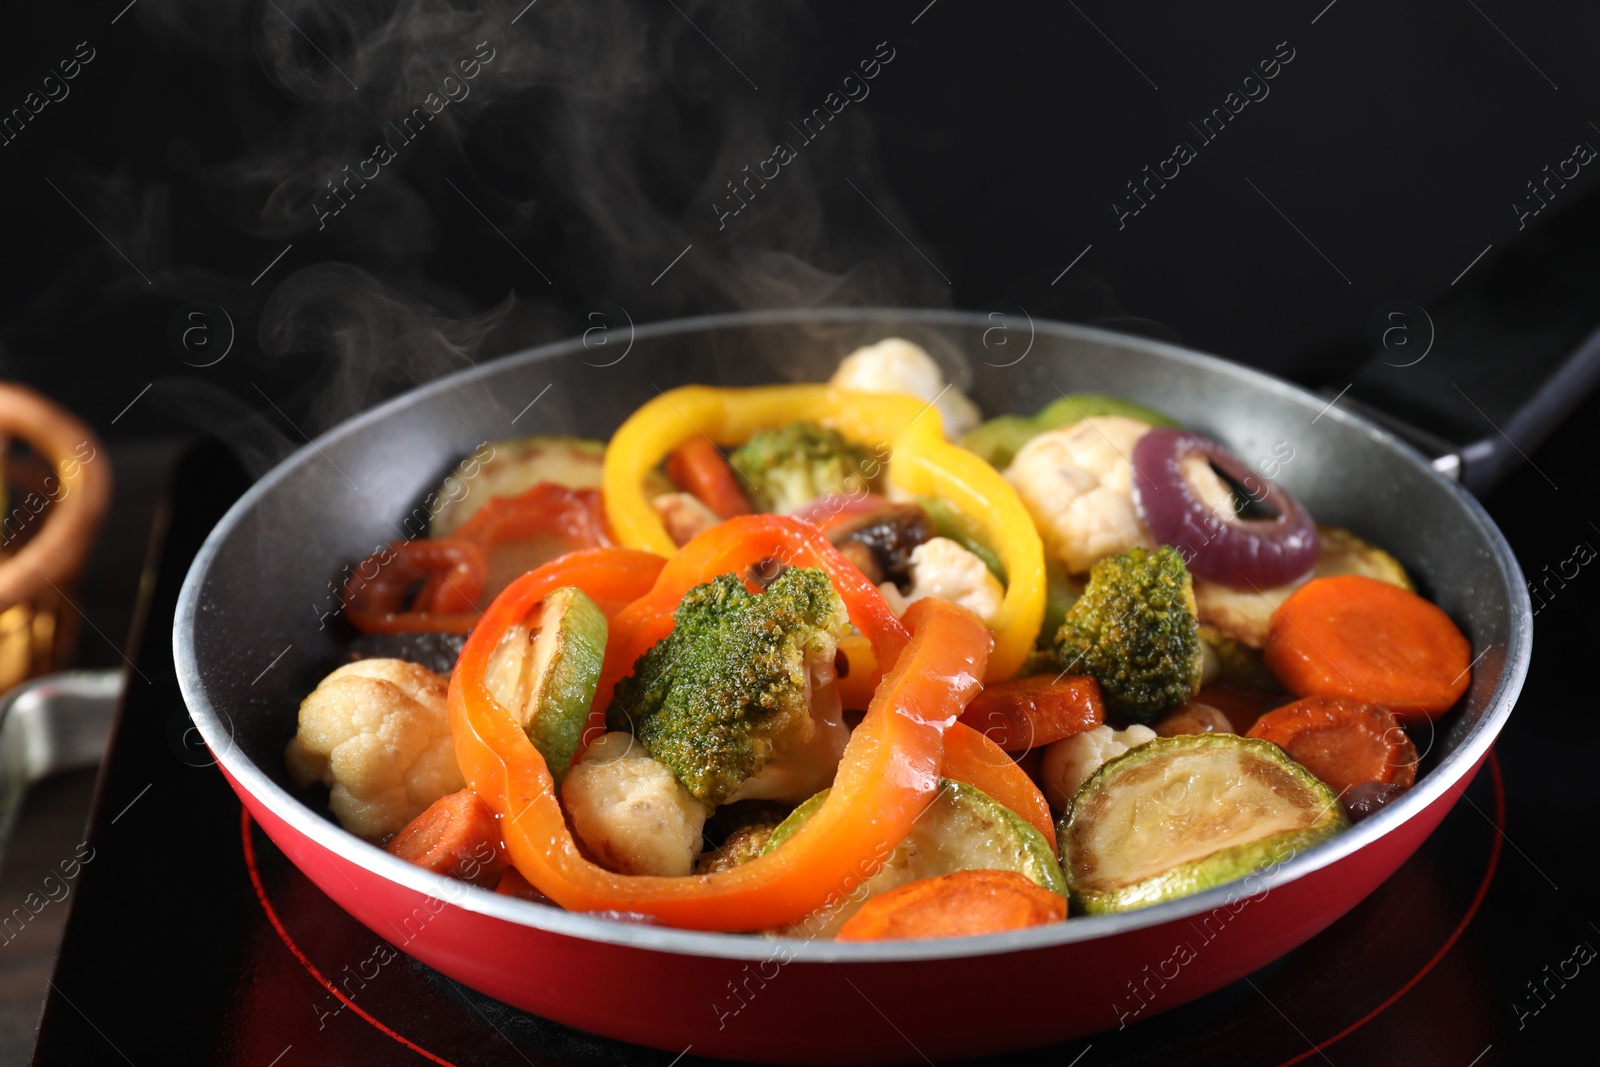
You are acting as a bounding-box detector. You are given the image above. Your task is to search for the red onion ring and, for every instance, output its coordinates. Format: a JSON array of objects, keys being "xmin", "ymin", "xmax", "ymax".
[{"xmin": 1131, "ymin": 428, "xmax": 1318, "ymax": 588}]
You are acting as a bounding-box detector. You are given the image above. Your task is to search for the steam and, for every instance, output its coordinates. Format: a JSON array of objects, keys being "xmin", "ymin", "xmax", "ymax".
[
  {"xmin": 4, "ymin": 0, "xmax": 1163, "ymax": 466},
  {"xmin": 146, "ymin": 378, "xmax": 297, "ymax": 477},
  {"xmin": 258, "ymin": 263, "xmax": 513, "ymax": 432},
  {"xmin": 201, "ymin": 0, "xmax": 956, "ymax": 421}
]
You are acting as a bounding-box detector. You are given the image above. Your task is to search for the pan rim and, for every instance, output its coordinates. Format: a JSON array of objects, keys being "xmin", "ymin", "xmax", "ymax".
[{"xmin": 174, "ymin": 306, "xmax": 1532, "ymax": 964}]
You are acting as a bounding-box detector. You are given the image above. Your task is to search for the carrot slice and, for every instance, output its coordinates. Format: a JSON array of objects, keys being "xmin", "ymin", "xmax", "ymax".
[
  {"xmin": 942, "ymin": 723, "xmax": 1057, "ymax": 851},
  {"xmin": 385, "ymin": 789, "xmax": 508, "ymax": 889},
  {"xmin": 958, "ymin": 675, "xmax": 1104, "ymax": 751},
  {"xmin": 1264, "ymin": 574, "xmax": 1472, "ymax": 723},
  {"xmin": 665, "ymin": 437, "xmax": 750, "ymax": 519},
  {"xmin": 1247, "ymin": 695, "xmax": 1418, "ymax": 794},
  {"xmin": 836, "ymin": 870, "xmax": 1065, "ymax": 942}
]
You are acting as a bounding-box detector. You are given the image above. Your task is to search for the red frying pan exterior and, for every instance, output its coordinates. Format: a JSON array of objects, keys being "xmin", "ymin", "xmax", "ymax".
[
  {"xmin": 225, "ymin": 725, "xmax": 1485, "ymax": 1063},
  {"xmin": 178, "ymin": 310, "xmax": 1530, "ymax": 1064}
]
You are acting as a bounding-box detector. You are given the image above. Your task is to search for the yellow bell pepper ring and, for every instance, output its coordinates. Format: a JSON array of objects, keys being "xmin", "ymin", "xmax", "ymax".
[{"xmin": 602, "ymin": 384, "xmax": 1045, "ymax": 680}]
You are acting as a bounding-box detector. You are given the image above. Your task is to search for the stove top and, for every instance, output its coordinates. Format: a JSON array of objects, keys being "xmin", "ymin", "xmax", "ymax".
[{"xmin": 31, "ymin": 431, "xmax": 1597, "ymax": 1066}]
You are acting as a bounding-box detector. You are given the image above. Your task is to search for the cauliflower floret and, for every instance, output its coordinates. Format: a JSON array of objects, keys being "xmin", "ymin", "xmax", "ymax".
[
  {"xmin": 1004, "ymin": 416, "xmax": 1154, "ymax": 574},
  {"xmin": 905, "ymin": 538, "xmax": 1006, "ymax": 624},
  {"xmin": 726, "ymin": 649, "xmax": 849, "ymax": 805},
  {"xmin": 285, "ymin": 659, "xmax": 465, "ymax": 840},
  {"xmin": 876, "ymin": 537, "xmax": 1005, "ymax": 626},
  {"xmin": 831, "ymin": 337, "xmax": 982, "ymax": 439},
  {"xmin": 561, "ymin": 732, "xmax": 710, "ymax": 876},
  {"xmin": 1040, "ymin": 724, "xmax": 1157, "ymax": 812}
]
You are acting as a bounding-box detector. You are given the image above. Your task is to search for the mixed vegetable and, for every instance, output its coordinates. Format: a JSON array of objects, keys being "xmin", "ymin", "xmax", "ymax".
[{"xmin": 284, "ymin": 337, "xmax": 1475, "ymax": 941}]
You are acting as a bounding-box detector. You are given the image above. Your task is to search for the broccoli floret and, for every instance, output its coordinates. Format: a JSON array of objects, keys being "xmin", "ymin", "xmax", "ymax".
[
  {"xmin": 606, "ymin": 567, "xmax": 850, "ymax": 805},
  {"xmin": 1052, "ymin": 546, "xmax": 1203, "ymax": 724},
  {"xmin": 727, "ymin": 421, "xmax": 880, "ymax": 514}
]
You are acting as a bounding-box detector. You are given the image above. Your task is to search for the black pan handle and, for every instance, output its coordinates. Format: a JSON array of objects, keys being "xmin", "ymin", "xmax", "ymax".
[
  {"xmin": 1337, "ymin": 315, "xmax": 1600, "ymax": 497},
  {"xmin": 1331, "ymin": 196, "xmax": 1600, "ymax": 498}
]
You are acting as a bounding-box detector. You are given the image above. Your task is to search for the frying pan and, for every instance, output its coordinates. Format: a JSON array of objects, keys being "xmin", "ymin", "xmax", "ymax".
[{"xmin": 174, "ymin": 308, "xmax": 1531, "ymax": 1064}]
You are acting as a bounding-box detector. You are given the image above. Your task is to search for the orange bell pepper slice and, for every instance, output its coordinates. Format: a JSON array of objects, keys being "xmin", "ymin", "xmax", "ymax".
[
  {"xmin": 450, "ymin": 587, "xmax": 990, "ymax": 930},
  {"xmin": 941, "ymin": 723, "xmax": 1057, "ymax": 851}
]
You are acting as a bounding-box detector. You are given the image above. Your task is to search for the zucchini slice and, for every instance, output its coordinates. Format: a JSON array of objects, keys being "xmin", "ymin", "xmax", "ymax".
[
  {"xmin": 1195, "ymin": 525, "xmax": 1412, "ymax": 649},
  {"xmin": 482, "ymin": 586, "xmax": 607, "ymax": 784},
  {"xmin": 431, "ymin": 436, "xmax": 672, "ymax": 537},
  {"xmin": 959, "ymin": 415, "xmax": 1039, "ymax": 471},
  {"xmin": 1040, "ymin": 561, "xmax": 1085, "ymax": 649},
  {"xmin": 762, "ymin": 779, "xmax": 1066, "ymax": 936},
  {"xmin": 1060, "ymin": 734, "xmax": 1347, "ymax": 914},
  {"xmin": 432, "ymin": 435, "xmax": 605, "ymax": 537},
  {"xmin": 914, "ymin": 497, "xmax": 1006, "ymax": 582}
]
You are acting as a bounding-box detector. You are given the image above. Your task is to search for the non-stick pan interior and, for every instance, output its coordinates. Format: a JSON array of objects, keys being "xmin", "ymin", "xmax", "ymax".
[{"xmin": 180, "ymin": 308, "xmax": 1526, "ymax": 927}]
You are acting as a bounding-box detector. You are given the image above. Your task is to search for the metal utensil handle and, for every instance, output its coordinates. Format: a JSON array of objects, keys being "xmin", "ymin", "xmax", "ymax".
[{"xmin": 0, "ymin": 669, "xmax": 122, "ymax": 872}]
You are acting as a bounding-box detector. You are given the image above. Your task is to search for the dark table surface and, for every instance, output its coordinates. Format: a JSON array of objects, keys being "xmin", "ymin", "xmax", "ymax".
[
  {"xmin": 4, "ymin": 376, "xmax": 1593, "ymax": 1065},
  {"xmin": 0, "ymin": 437, "xmax": 185, "ymax": 1064}
]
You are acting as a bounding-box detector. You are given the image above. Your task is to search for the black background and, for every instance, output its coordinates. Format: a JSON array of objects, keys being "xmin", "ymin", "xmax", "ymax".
[
  {"xmin": 5, "ymin": 1, "xmax": 1600, "ymax": 442},
  {"xmin": 2, "ymin": 1, "xmax": 1599, "ymax": 1064}
]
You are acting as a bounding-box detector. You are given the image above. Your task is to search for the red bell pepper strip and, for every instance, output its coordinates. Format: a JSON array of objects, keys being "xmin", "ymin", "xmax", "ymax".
[
  {"xmin": 344, "ymin": 539, "xmax": 488, "ymax": 634},
  {"xmin": 344, "ymin": 484, "xmax": 615, "ymax": 634},
  {"xmin": 477, "ymin": 547, "xmax": 666, "ymax": 621},
  {"xmin": 448, "ymin": 482, "xmax": 612, "ymax": 551},
  {"xmin": 353, "ymin": 545, "xmax": 658, "ymax": 634},
  {"xmin": 449, "ymin": 593, "xmax": 990, "ymax": 929},
  {"xmin": 417, "ymin": 483, "xmax": 611, "ymax": 609}
]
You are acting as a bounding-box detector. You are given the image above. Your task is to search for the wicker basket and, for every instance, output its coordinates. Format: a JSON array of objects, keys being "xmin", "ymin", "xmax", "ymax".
[{"xmin": 0, "ymin": 384, "xmax": 111, "ymax": 694}]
